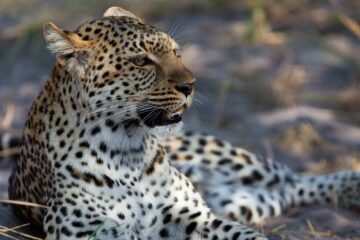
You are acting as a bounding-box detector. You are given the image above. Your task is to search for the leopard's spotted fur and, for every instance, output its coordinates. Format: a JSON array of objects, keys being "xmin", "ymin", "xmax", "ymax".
[{"xmin": 5, "ymin": 6, "xmax": 359, "ymax": 240}]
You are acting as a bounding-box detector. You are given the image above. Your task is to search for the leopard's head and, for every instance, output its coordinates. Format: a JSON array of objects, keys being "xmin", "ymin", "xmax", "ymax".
[{"xmin": 44, "ymin": 7, "xmax": 194, "ymax": 128}]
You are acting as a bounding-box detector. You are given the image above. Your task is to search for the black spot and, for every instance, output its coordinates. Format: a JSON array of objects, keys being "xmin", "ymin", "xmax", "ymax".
[
  {"xmin": 242, "ymin": 176, "xmax": 254, "ymax": 185},
  {"xmin": 91, "ymin": 126, "xmax": 101, "ymax": 135},
  {"xmin": 105, "ymin": 119, "xmax": 115, "ymax": 127},
  {"xmin": 117, "ymin": 212, "xmax": 125, "ymax": 220},
  {"xmin": 56, "ymin": 128, "xmax": 64, "ymax": 136},
  {"xmin": 97, "ymin": 64, "xmax": 104, "ymax": 70},
  {"xmin": 73, "ymin": 209, "xmax": 82, "ymax": 217},
  {"xmin": 103, "ymin": 174, "xmax": 115, "ymax": 188},
  {"xmin": 232, "ymin": 232, "xmax": 241, "ymax": 240},
  {"xmin": 232, "ymin": 163, "xmax": 243, "ymax": 170},
  {"xmin": 79, "ymin": 141, "xmax": 90, "ymax": 148},
  {"xmin": 252, "ymin": 170, "xmax": 263, "ymax": 181},
  {"xmin": 211, "ymin": 150, "xmax": 222, "ymax": 156},
  {"xmin": 240, "ymin": 206, "xmax": 252, "ymax": 222},
  {"xmin": 298, "ymin": 189, "xmax": 304, "ymax": 196},
  {"xmin": 220, "ymin": 199, "xmax": 232, "ymax": 206},
  {"xmin": 241, "ymin": 153, "xmax": 253, "ymax": 164},
  {"xmin": 189, "ymin": 211, "xmax": 201, "ymax": 219},
  {"xmin": 211, "ymin": 219, "xmax": 222, "ymax": 229},
  {"xmin": 186, "ymin": 222, "xmax": 197, "ymax": 234},
  {"xmin": 71, "ymin": 221, "xmax": 84, "ymax": 228},
  {"xmin": 179, "ymin": 207, "xmax": 189, "ymax": 214},
  {"xmin": 75, "ymin": 151, "xmax": 83, "ymax": 158},
  {"xmin": 102, "ymin": 71, "xmax": 109, "ymax": 78},
  {"xmin": 47, "ymin": 225, "xmax": 54, "ymax": 234},
  {"xmin": 223, "ymin": 225, "xmax": 232, "ymax": 232},
  {"xmin": 230, "ymin": 149, "xmax": 237, "ymax": 156},
  {"xmin": 256, "ymin": 206, "xmax": 263, "ymax": 217},
  {"xmin": 214, "ymin": 138, "xmax": 225, "ymax": 147},
  {"xmin": 115, "ymin": 64, "xmax": 122, "ymax": 70},
  {"xmin": 218, "ymin": 158, "xmax": 232, "ymax": 165},
  {"xmin": 99, "ymin": 141, "xmax": 107, "ymax": 153},
  {"xmin": 61, "ymin": 226, "xmax": 72, "ymax": 236},
  {"xmin": 198, "ymin": 138, "xmax": 207, "ymax": 146},
  {"xmin": 159, "ymin": 228, "xmax": 169, "ymax": 237},
  {"xmin": 267, "ymin": 174, "xmax": 280, "ymax": 187},
  {"xmin": 60, "ymin": 206, "xmax": 68, "ymax": 216},
  {"xmin": 201, "ymin": 159, "xmax": 211, "ymax": 165},
  {"xmin": 269, "ymin": 205, "xmax": 275, "ymax": 216},
  {"xmin": 195, "ymin": 148, "xmax": 204, "ymax": 154},
  {"xmin": 163, "ymin": 214, "xmax": 172, "ymax": 224},
  {"xmin": 59, "ymin": 140, "xmax": 66, "ymax": 148},
  {"xmin": 76, "ymin": 231, "xmax": 93, "ymax": 238}
]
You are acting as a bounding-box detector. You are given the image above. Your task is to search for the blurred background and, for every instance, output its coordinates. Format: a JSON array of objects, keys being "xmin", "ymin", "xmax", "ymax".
[{"xmin": 0, "ymin": 0, "xmax": 359, "ymax": 239}]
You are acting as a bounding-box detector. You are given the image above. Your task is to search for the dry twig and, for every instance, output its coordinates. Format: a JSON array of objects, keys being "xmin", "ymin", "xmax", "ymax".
[
  {"xmin": 329, "ymin": 0, "xmax": 360, "ymax": 39},
  {"xmin": 0, "ymin": 224, "xmax": 42, "ymax": 240},
  {"xmin": 0, "ymin": 148, "xmax": 21, "ymax": 158},
  {"xmin": 0, "ymin": 199, "xmax": 49, "ymax": 209},
  {"xmin": 306, "ymin": 219, "xmax": 336, "ymax": 238}
]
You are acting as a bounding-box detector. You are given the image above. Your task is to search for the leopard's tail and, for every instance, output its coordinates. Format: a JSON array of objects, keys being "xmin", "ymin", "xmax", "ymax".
[
  {"xmin": 0, "ymin": 132, "xmax": 21, "ymax": 157},
  {"xmin": 205, "ymin": 171, "xmax": 360, "ymax": 224}
]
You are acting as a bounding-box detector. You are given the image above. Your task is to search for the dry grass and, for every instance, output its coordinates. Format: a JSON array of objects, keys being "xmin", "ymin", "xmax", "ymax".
[
  {"xmin": 330, "ymin": 0, "xmax": 360, "ymax": 39},
  {"xmin": 0, "ymin": 199, "xmax": 48, "ymax": 209},
  {"xmin": 272, "ymin": 56, "xmax": 306, "ymax": 106},
  {"xmin": 0, "ymin": 223, "xmax": 42, "ymax": 240},
  {"xmin": 0, "ymin": 148, "xmax": 21, "ymax": 158},
  {"xmin": 0, "ymin": 104, "xmax": 16, "ymax": 130},
  {"xmin": 306, "ymin": 219, "xmax": 339, "ymax": 238},
  {"xmin": 0, "ymin": 200, "xmax": 46, "ymax": 240},
  {"xmin": 339, "ymin": 85, "xmax": 360, "ymax": 112},
  {"xmin": 278, "ymin": 123, "xmax": 326, "ymax": 155},
  {"xmin": 245, "ymin": 0, "xmax": 285, "ymax": 45}
]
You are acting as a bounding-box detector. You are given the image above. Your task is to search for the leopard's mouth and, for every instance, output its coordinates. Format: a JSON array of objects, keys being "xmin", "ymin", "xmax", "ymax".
[{"xmin": 137, "ymin": 103, "xmax": 184, "ymax": 128}]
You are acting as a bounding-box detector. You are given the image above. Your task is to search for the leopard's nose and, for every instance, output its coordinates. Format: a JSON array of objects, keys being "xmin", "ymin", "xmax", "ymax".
[{"xmin": 175, "ymin": 83, "xmax": 194, "ymax": 97}]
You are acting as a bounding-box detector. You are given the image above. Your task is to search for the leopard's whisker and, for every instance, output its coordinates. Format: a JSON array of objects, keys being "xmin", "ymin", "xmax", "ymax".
[
  {"xmin": 168, "ymin": 16, "xmax": 184, "ymax": 38},
  {"xmin": 80, "ymin": 103, "xmax": 140, "ymax": 120},
  {"xmin": 90, "ymin": 105, "xmax": 140, "ymax": 127},
  {"xmin": 89, "ymin": 104, "xmax": 156, "ymax": 128},
  {"xmin": 70, "ymin": 99, "xmax": 142, "ymax": 116}
]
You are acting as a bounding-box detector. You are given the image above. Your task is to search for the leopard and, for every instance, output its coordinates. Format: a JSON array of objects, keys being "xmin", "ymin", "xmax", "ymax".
[{"xmin": 2, "ymin": 6, "xmax": 359, "ymax": 240}]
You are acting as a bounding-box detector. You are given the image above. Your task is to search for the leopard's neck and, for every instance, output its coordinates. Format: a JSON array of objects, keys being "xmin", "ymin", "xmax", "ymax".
[{"xmin": 28, "ymin": 64, "xmax": 162, "ymax": 174}]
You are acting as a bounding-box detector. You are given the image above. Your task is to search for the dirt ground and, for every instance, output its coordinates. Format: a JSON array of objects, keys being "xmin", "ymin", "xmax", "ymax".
[{"xmin": 0, "ymin": 0, "xmax": 359, "ymax": 239}]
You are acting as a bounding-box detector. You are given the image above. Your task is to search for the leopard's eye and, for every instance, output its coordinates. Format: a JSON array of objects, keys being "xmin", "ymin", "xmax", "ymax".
[
  {"xmin": 173, "ymin": 49, "xmax": 181, "ymax": 58},
  {"xmin": 130, "ymin": 56, "xmax": 154, "ymax": 67}
]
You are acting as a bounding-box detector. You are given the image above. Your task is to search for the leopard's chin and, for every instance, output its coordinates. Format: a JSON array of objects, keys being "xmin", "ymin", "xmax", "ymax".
[
  {"xmin": 139, "ymin": 109, "xmax": 182, "ymax": 128},
  {"xmin": 137, "ymin": 103, "xmax": 184, "ymax": 128}
]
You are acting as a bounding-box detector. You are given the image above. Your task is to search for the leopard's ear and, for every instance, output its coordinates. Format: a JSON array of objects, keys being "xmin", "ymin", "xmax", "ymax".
[
  {"xmin": 43, "ymin": 22, "xmax": 92, "ymax": 78},
  {"xmin": 103, "ymin": 6, "xmax": 142, "ymax": 22}
]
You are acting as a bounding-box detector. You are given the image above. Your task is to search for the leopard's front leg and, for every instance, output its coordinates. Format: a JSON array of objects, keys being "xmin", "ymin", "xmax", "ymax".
[
  {"xmin": 203, "ymin": 216, "xmax": 267, "ymax": 240},
  {"xmin": 43, "ymin": 198, "xmax": 267, "ymax": 240},
  {"xmin": 43, "ymin": 192, "xmax": 139, "ymax": 240},
  {"xmin": 140, "ymin": 166, "xmax": 268, "ymax": 240}
]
